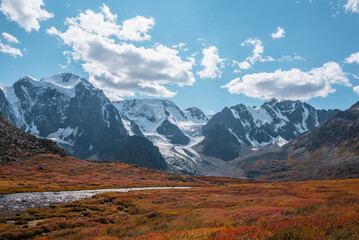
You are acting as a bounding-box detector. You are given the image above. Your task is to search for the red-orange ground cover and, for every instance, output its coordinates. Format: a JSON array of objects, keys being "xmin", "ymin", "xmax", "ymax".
[
  {"xmin": 0, "ymin": 154, "xmax": 248, "ymax": 194},
  {"xmin": 0, "ymin": 178, "xmax": 358, "ymax": 239}
]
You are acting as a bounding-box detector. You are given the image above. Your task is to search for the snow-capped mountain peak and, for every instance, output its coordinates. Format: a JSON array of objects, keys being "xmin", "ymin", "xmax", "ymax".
[
  {"xmin": 203, "ymin": 99, "xmax": 341, "ymax": 152},
  {"xmin": 10, "ymin": 73, "xmax": 91, "ymax": 100},
  {"xmin": 39, "ymin": 73, "xmax": 85, "ymax": 88},
  {"xmin": 184, "ymin": 107, "xmax": 209, "ymax": 123},
  {"xmin": 0, "ymin": 74, "xmax": 167, "ymax": 170},
  {"xmin": 113, "ymin": 99, "xmax": 207, "ymax": 134}
]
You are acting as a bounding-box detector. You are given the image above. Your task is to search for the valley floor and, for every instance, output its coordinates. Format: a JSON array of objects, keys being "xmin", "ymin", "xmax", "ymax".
[
  {"xmin": 1, "ymin": 155, "xmax": 359, "ymax": 239},
  {"xmin": 0, "ymin": 154, "xmax": 245, "ymax": 195}
]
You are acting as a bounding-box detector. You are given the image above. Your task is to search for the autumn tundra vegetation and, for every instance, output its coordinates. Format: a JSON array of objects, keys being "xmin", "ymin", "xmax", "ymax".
[
  {"xmin": 0, "ymin": 154, "xmax": 358, "ymax": 239},
  {"xmin": 1, "ymin": 0, "xmax": 359, "ymax": 239}
]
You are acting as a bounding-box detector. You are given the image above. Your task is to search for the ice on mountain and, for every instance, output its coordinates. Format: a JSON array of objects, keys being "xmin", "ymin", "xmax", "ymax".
[
  {"xmin": 114, "ymin": 98, "xmax": 209, "ymax": 174},
  {"xmin": 246, "ymin": 106, "xmax": 273, "ymax": 127}
]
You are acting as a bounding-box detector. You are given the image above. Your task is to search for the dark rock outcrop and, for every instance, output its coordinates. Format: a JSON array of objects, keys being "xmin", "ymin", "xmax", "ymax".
[
  {"xmin": 0, "ymin": 112, "xmax": 67, "ymax": 163},
  {"xmin": 157, "ymin": 119, "xmax": 190, "ymax": 145},
  {"xmin": 202, "ymin": 124, "xmax": 241, "ymax": 161}
]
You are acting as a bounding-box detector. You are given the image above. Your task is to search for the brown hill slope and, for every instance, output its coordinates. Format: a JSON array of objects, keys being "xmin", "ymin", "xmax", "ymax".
[
  {"xmin": 284, "ymin": 101, "xmax": 359, "ymax": 180},
  {"xmin": 0, "ymin": 113, "xmax": 67, "ymax": 164}
]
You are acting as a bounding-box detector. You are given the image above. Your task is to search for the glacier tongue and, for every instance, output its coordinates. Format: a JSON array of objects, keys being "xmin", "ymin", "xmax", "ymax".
[{"xmin": 114, "ymin": 99, "xmax": 209, "ymax": 174}]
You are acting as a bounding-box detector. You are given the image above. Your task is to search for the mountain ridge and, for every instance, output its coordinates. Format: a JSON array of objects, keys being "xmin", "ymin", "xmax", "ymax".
[
  {"xmin": 0, "ymin": 73, "xmax": 349, "ymax": 178},
  {"xmin": 115, "ymin": 96, "xmax": 340, "ymax": 176},
  {"xmin": 0, "ymin": 73, "xmax": 167, "ymax": 170},
  {"xmin": 200, "ymin": 98, "xmax": 340, "ymax": 162}
]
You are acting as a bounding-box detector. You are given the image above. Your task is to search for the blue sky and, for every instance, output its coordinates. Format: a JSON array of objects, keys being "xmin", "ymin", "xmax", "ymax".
[{"xmin": 0, "ymin": 0, "xmax": 359, "ymax": 114}]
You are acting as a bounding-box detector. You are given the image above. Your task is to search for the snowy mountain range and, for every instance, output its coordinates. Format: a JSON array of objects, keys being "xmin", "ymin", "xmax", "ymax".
[
  {"xmin": 0, "ymin": 73, "xmax": 167, "ymax": 170},
  {"xmin": 194, "ymin": 99, "xmax": 340, "ymax": 177},
  {"xmin": 114, "ymin": 98, "xmax": 339, "ymax": 175},
  {"xmin": 0, "ymin": 73, "xmax": 341, "ymax": 177},
  {"xmin": 202, "ymin": 98, "xmax": 340, "ymax": 158},
  {"xmin": 232, "ymin": 101, "xmax": 359, "ymax": 181}
]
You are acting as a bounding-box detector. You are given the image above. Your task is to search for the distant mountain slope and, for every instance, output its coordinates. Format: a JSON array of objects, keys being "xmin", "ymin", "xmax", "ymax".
[
  {"xmin": 201, "ymin": 124, "xmax": 242, "ymax": 161},
  {"xmin": 234, "ymin": 101, "xmax": 359, "ymax": 181},
  {"xmin": 284, "ymin": 101, "xmax": 359, "ymax": 180},
  {"xmin": 290, "ymin": 101, "xmax": 359, "ymax": 154},
  {"xmin": 115, "ymin": 98, "xmax": 341, "ymax": 176},
  {"xmin": 0, "ymin": 73, "xmax": 167, "ymax": 170},
  {"xmin": 114, "ymin": 99, "xmax": 208, "ymax": 174},
  {"xmin": 201, "ymin": 98, "xmax": 340, "ymax": 161},
  {"xmin": 0, "ymin": 112, "xmax": 67, "ymax": 163}
]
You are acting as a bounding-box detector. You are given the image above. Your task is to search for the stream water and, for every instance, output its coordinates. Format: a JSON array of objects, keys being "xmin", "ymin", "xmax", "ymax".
[{"xmin": 0, "ymin": 187, "xmax": 191, "ymax": 215}]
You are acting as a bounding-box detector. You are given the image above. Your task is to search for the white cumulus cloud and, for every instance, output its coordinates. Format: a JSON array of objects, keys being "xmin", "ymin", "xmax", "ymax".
[
  {"xmin": 2, "ymin": 32, "xmax": 19, "ymax": 44},
  {"xmin": 353, "ymin": 86, "xmax": 359, "ymax": 94},
  {"xmin": 172, "ymin": 42, "xmax": 186, "ymax": 49},
  {"xmin": 271, "ymin": 27, "xmax": 285, "ymax": 39},
  {"xmin": 0, "ymin": 42, "xmax": 22, "ymax": 57},
  {"xmin": 232, "ymin": 60, "xmax": 251, "ymax": 72},
  {"xmin": 345, "ymin": 0, "xmax": 359, "ymax": 13},
  {"xmin": 345, "ymin": 52, "xmax": 359, "ymax": 64},
  {"xmin": 47, "ymin": 4, "xmax": 195, "ymax": 100},
  {"xmin": 233, "ymin": 38, "xmax": 274, "ymax": 71},
  {"xmin": 119, "ymin": 15, "xmax": 154, "ymax": 41},
  {"xmin": 222, "ymin": 62, "xmax": 351, "ymax": 101},
  {"xmin": 0, "ymin": 0, "xmax": 53, "ymax": 32},
  {"xmin": 197, "ymin": 46, "xmax": 226, "ymax": 79}
]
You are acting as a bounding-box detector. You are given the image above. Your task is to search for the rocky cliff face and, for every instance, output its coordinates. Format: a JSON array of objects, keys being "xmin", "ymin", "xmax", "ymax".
[
  {"xmin": 0, "ymin": 73, "xmax": 167, "ymax": 170},
  {"xmin": 201, "ymin": 124, "xmax": 242, "ymax": 161},
  {"xmin": 0, "ymin": 112, "xmax": 67, "ymax": 164}
]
